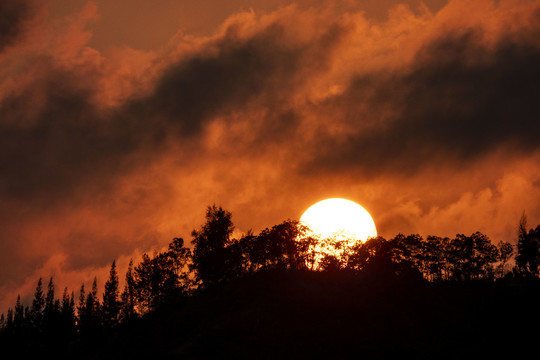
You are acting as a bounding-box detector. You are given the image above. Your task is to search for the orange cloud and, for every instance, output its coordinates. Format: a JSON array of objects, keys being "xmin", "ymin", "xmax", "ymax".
[{"xmin": 2, "ymin": 0, "xmax": 540, "ymax": 314}]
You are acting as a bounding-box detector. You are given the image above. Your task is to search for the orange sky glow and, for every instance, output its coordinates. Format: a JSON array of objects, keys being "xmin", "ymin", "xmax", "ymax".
[{"xmin": 1, "ymin": 0, "xmax": 540, "ymax": 311}]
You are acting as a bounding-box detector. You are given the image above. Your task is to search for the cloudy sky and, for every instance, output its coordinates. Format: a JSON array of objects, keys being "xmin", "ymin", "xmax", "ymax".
[{"xmin": 1, "ymin": 0, "xmax": 540, "ymax": 310}]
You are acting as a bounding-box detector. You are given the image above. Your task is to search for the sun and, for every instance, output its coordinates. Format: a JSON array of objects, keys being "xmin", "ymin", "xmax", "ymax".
[
  {"xmin": 300, "ymin": 198, "xmax": 377, "ymax": 241},
  {"xmin": 299, "ymin": 198, "xmax": 377, "ymax": 267}
]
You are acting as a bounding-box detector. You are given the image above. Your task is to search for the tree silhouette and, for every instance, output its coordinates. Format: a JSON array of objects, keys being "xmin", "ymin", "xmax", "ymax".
[
  {"xmin": 44, "ymin": 278, "xmax": 59, "ymax": 323},
  {"xmin": 43, "ymin": 277, "xmax": 62, "ymax": 344},
  {"xmin": 5, "ymin": 308, "xmax": 13, "ymax": 333},
  {"xmin": 30, "ymin": 278, "xmax": 45, "ymax": 332},
  {"xmin": 319, "ymin": 254, "xmax": 342, "ymax": 271},
  {"xmin": 120, "ymin": 260, "xmax": 136, "ymax": 322},
  {"xmin": 234, "ymin": 231, "xmax": 257, "ymax": 272},
  {"xmin": 102, "ymin": 261, "xmax": 120, "ymax": 328},
  {"xmin": 241, "ymin": 230, "xmax": 269, "ymax": 271},
  {"xmin": 389, "ymin": 233, "xmax": 424, "ymax": 275},
  {"xmin": 133, "ymin": 238, "xmax": 191, "ymax": 312},
  {"xmin": 420, "ymin": 235, "xmax": 449, "ymax": 281},
  {"xmin": 445, "ymin": 233, "xmax": 498, "ymax": 281},
  {"xmin": 134, "ymin": 252, "xmax": 170, "ymax": 311},
  {"xmin": 77, "ymin": 283, "xmax": 86, "ymax": 327},
  {"xmin": 470, "ymin": 232, "xmax": 499, "ymax": 279},
  {"xmin": 60, "ymin": 288, "xmax": 76, "ymax": 340},
  {"xmin": 245, "ymin": 220, "xmax": 311, "ymax": 271},
  {"xmin": 516, "ymin": 214, "xmax": 540, "ymax": 277},
  {"xmin": 497, "ymin": 241, "xmax": 514, "ymax": 278},
  {"xmin": 13, "ymin": 295, "xmax": 24, "ymax": 335},
  {"xmin": 191, "ymin": 205, "xmax": 235, "ymax": 286},
  {"xmin": 78, "ymin": 278, "xmax": 101, "ymax": 337},
  {"xmin": 363, "ymin": 237, "xmax": 411, "ymax": 276},
  {"xmin": 167, "ymin": 237, "xmax": 193, "ymax": 289},
  {"xmin": 222, "ymin": 237, "xmax": 249, "ymax": 278},
  {"xmin": 346, "ymin": 236, "xmax": 392, "ymax": 273}
]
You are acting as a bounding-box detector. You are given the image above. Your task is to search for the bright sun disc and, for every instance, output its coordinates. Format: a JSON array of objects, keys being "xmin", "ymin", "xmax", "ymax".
[{"xmin": 300, "ymin": 198, "xmax": 377, "ymax": 242}]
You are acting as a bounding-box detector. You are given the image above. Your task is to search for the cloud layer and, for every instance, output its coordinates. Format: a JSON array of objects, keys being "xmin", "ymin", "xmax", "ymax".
[
  {"xmin": 307, "ymin": 25, "xmax": 540, "ymax": 176},
  {"xmin": 1, "ymin": 0, "xmax": 540, "ymax": 311}
]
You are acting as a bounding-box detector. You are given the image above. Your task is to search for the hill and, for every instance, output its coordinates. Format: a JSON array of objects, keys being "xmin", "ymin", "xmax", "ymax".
[{"xmin": 71, "ymin": 270, "xmax": 540, "ymax": 359}]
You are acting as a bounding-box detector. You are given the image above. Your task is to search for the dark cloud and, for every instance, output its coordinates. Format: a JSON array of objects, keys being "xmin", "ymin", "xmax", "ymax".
[
  {"xmin": 0, "ymin": 0, "xmax": 35, "ymax": 52},
  {"xmin": 129, "ymin": 24, "xmax": 300, "ymax": 136},
  {"xmin": 304, "ymin": 26, "xmax": 540, "ymax": 176},
  {"xmin": 0, "ymin": 61, "xmax": 128, "ymax": 201},
  {"xmin": 0, "ymin": 20, "xmax": 343, "ymax": 203},
  {"xmin": 130, "ymin": 21, "xmax": 343, "ymax": 137}
]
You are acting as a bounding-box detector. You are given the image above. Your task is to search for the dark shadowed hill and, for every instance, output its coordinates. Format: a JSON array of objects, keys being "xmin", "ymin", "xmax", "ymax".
[{"xmin": 71, "ymin": 270, "xmax": 540, "ymax": 359}]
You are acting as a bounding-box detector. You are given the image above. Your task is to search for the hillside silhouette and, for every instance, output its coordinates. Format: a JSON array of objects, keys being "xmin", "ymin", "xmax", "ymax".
[
  {"xmin": 105, "ymin": 270, "xmax": 540, "ymax": 359},
  {"xmin": 1, "ymin": 206, "xmax": 540, "ymax": 358}
]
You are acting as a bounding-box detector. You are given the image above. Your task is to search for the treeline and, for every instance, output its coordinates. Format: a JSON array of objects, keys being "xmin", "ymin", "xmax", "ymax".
[{"xmin": 1, "ymin": 205, "xmax": 540, "ymax": 351}]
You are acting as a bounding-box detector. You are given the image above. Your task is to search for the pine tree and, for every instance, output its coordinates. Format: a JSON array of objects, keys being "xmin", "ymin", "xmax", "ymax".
[
  {"xmin": 77, "ymin": 283, "xmax": 89, "ymax": 335},
  {"xmin": 90, "ymin": 277, "xmax": 100, "ymax": 313},
  {"xmin": 43, "ymin": 277, "xmax": 61, "ymax": 339},
  {"xmin": 86, "ymin": 277, "xmax": 101, "ymax": 333},
  {"xmin": 102, "ymin": 261, "xmax": 120, "ymax": 328},
  {"xmin": 77, "ymin": 283, "xmax": 86, "ymax": 324},
  {"xmin": 14, "ymin": 295, "xmax": 24, "ymax": 334},
  {"xmin": 6, "ymin": 308, "xmax": 14, "ymax": 332},
  {"xmin": 78, "ymin": 278, "xmax": 101, "ymax": 336},
  {"xmin": 61, "ymin": 288, "xmax": 71, "ymax": 315},
  {"xmin": 44, "ymin": 277, "xmax": 56, "ymax": 315},
  {"xmin": 120, "ymin": 259, "xmax": 136, "ymax": 322},
  {"xmin": 61, "ymin": 287, "xmax": 76, "ymax": 337},
  {"xmin": 30, "ymin": 277, "xmax": 45, "ymax": 331}
]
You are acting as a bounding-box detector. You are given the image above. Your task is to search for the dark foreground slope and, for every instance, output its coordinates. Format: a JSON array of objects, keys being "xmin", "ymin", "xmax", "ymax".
[
  {"xmin": 5, "ymin": 270, "xmax": 539, "ymax": 359},
  {"xmin": 75, "ymin": 270, "xmax": 540, "ymax": 360}
]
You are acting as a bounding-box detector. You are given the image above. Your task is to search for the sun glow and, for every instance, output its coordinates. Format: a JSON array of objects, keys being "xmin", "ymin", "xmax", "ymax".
[{"xmin": 299, "ymin": 198, "xmax": 377, "ymax": 267}]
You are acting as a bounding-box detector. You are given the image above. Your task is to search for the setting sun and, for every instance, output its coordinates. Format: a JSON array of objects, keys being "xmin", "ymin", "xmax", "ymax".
[{"xmin": 300, "ymin": 198, "xmax": 377, "ymax": 242}]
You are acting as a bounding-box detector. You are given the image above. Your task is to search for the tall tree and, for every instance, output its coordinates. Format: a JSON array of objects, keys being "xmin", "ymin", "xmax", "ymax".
[
  {"xmin": 447, "ymin": 233, "xmax": 498, "ymax": 281},
  {"xmin": 88, "ymin": 277, "xmax": 101, "ymax": 325},
  {"xmin": 78, "ymin": 278, "xmax": 101, "ymax": 336},
  {"xmin": 6, "ymin": 308, "xmax": 14, "ymax": 333},
  {"xmin": 421, "ymin": 235, "xmax": 450, "ymax": 281},
  {"xmin": 516, "ymin": 214, "xmax": 540, "ymax": 277},
  {"xmin": 132, "ymin": 239, "xmax": 191, "ymax": 313},
  {"xmin": 102, "ymin": 261, "xmax": 120, "ymax": 328},
  {"xmin": 77, "ymin": 283, "xmax": 85, "ymax": 326},
  {"xmin": 259, "ymin": 220, "xmax": 308, "ymax": 270},
  {"xmin": 14, "ymin": 295, "xmax": 24, "ymax": 333},
  {"xmin": 497, "ymin": 241, "xmax": 514, "ymax": 278},
  {"xmin": 390, "ymin": 234, "xmax": 424, "ymax": 274},
  {"xmin": 347, "ymin": 237, "xmax": 391, "ymax": 272},
  {"xmin": 120, "ymin": 260, "xmax": 136, "ymax": 321},
  {"xmin": 191, "ymin": 205, "xmax": 235, "ymax": 286},
  {"xmin": 44, "ymin": 277, "xmax": 57, "ymax": 316},
  {"xmin": 30, "ymin": 277, "xmax": 45, "ymax": 330},
  {"xmin": 60, "ymin": 288, "xmax": 76, "ymax": 338},
  {"xmin": 43, "ymin": 277, "xmax": 61, "ymax": 339},
  {"xmin": 168, "ymin": 237, "xmax": 193, "ymax": 288}
]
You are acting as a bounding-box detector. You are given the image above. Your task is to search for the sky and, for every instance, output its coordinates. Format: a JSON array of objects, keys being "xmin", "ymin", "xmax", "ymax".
[{"xmin": 1, "ymin": 0, "xmax": 540, "ymax": 311}]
